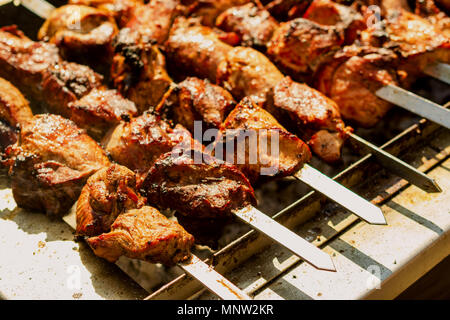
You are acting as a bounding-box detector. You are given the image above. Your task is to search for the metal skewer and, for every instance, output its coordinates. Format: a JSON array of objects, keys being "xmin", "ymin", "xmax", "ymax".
[
  {"xmin": 423, "ymin": 62, "xmax": 450, "ymax": 85},
  {"xmin": 376, "ymin": 84, "xmax": 450, "ymax": 129},
  {"xmin": 348, "ymin": 132, "xmax": 441, "ymax": 193},
  {"xmin": 62, "ymin": 206, "xmax": 252, "ymax": 300}
]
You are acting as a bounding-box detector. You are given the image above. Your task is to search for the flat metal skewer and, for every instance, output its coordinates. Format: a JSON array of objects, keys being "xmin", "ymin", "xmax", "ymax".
[
  {"xmin": 62, "ymin": 205, "xmax": 252, "ymax": 300},
  {"xmin": 376, "ymin": 84, "xmax": 450, "ymax": 129},
  {"xmin": 19, "ymin": 0, "xmax": 54, "ymax": 18},
  {"xmin": 348, "ymin": 132, "xmax": 441, "ymax": 193},
  {"xmin": 423, "ymin": 62, "xmax": 450, "ymax": 85},
  {"xmin": 294, "ymin": 164, "xmax": 387, "ymax": 225}
]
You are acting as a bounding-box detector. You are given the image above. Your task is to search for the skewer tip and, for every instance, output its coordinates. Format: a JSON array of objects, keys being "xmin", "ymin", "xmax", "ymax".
[{"xmin": 365, "ymin": 207, "xmax": 387, "ymax": 225}]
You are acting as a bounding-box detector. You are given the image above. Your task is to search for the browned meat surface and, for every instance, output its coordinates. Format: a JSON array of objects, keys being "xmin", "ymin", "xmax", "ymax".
[
  {"xmin": 0, "ymin": 78, "xmax": 33, "ymax": 152},
  {"xmin": 68, "ymin": 0, "xmax": 143, "ymax": 27},
  {"xmin": 165, "ymin": 17, "xmax": 233, "ymax": 82},
  {"xmin": 38, "ymin": 5, "xmax": 118, "ymax": 72},
  {"xmin": 158, "ymin": 77, "xmax": 235, "ymax": 133},
  {"xmin": 6, "ymin": 114, "xmax": 110, "ymax": 216},
  {"xmin": 216, "ymin": 2, "xmax": 279, "ymax": 47},
  {"xmin": 125, "ymin": 0, "xmax": 181, "ymax": 45},
  {"xmin": 141, "ymin": 149, "xmax": 256, "ymax": 218},
  {"xmin": 268, "ymin": 76, "xmax": 350, "ymax": 162},
  {"xmin": 303, "ymin": 0, "xmax": 366, "ymax": 44},
  {"xmin": 111, "ymin": 28, "xmax": 173, "ymax": 113},
  {"xmin": 76, "ymin": 164, "xmax": 145, "ymax": 236},
  {"xmin": 183, "ymin": 0, "xmax": 251, "ymax": 26},
  {"xmin": 316, "ymin": 45, "xmax": 399, "ymax": 127},
  {"xmin": 265, "ymin": 0, "xmax": 312, "ymax": 20},
  {"xmin": 267, "ymin": 18, "xmax": 344, "ymax": 79},
  {"xmin": 87, "ymin": 206, "xmax": 194, "ymax": 264},
  {"xmin": 360, "ymin": 9, "xmax": 450, "ymax": 86},
  {"xmin": 0, "ymin": 26, "xmax": 103, "ymax": 118},
  {"xmin": 217, "ymin": 46, "xmax": 284, "ymax": 103},
  {"xmin": 217, "ymin": 97, "xmax": 311, "ymax": 182},
  {"xmin": 68, "ymin": 88, "xmax": 138, "ymax": 140}
]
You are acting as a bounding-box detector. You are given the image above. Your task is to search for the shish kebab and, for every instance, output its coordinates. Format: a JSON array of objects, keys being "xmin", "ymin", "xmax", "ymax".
[
  {"xmin": 211, "ymin": 0, "xmax": 450, "ymax": 129},
  {"xmin": 0, "ymin": 77, "xmax": 252, "ymax": 300},
  {"xmin": 0, "ymin": 26, "xmax": 337, "ymax": 275}
]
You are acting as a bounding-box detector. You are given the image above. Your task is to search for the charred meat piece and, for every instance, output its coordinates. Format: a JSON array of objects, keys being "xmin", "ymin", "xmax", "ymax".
[
  {"xmin": 68, "ymin": 88, "xmax": 138, "ymax": 140},
  {"xmin": 360, "ymin": 9, "xmax": 450, "ymax": 86},
  {"xmin": 183, "ymin": 0, "xmax": 251, "ymax": 26},
  {"xmin": 158, "ymin": 77, "xmax": 235, "ymax": 133},
  {"xmin": 316, "ymin": 45, "xmax": 399, "ymax": 127},
  {"xmin": 216, "ymin": 46, "xmax": 284, "ymax": 103},
  {"xmin": 217, "ymin": 97, "xmax": 311, "ymax": 182},
  {"xmin": 68, "ymin": 0, "xmax": 143, "ymax": 27},
  {"xmin": 6, "ymin": 114, "xmax": 111, "ymax": 216},
  {"xmin": 86, "ymin": 205, "xmax": 194, "ymax": 265},
  {"xmin": 267, "ymin": 18, "xmax": 345, "ymax": 80},
  {"xmin": 216, "ymin": 2, "xmax": 279, "ymax": 48},
  {"xmin": 303, "ymin": 0, "xmax": 366, "ymax": 44},
  {"xmin": 111, "ymin": 28, "xmax": 173, "ymax": 114},
  {"xmin": 268, "ymin": 76, "xmax": 351, "ymax": 162},
  {"xmin": 265, "ymin": 0, "xmax": 312, "ymax": 21},
  {"xmin": 141, "ymin": 149, "xmax": 256, "ymax": 219},
  {"xmin": 76, "ymin": 164, "xmax": 145, "ymax": 237},
  {"xmin": 38, "ymin": 4, "xmax": 118, "ymax": 72},
  {"xmin": 165, "ymin": 17, "xmax": 233, "ymax": 82},
  {"xmin": 0, "ymin": 78, "xmax": 33, "ymax": 151}
]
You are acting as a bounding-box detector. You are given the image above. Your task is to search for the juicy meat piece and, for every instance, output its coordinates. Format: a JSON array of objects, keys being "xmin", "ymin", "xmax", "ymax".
[
  {"xmin": 140, "ymin": 149, "xmax": 257, "ymax": 218},
  {"xmin": 303, "ymin": 0, "xmax": 366, "ymax": 44},
  {"xmin": 102, "ymin": 112, "xmax": 200, "ymax": 181},
  {"xmin": 68, "ymin": 88, "xmax": 138, "ymax": 140},
  {"xmin": 125, "ymin": 0, "xmax": 181, "ymax": 45},
  {"xmin": 159, "ymin": 77, "xmax": 235, "ymax": 133},
  {"xmin": 0, "ymin": 78, "xmax": 33, "ymax": 151},
  {"xmin": 0, "ymin": 26, "xmax": 103, "ymax": 118},
  {"xmin": 217, "ymin": 97, "xmax": 312, "ymax": 182},
  {"xmin": 316, "ymin": 45, "xmax": 399, "ymax": 127},
  {"xmin": 68, "ymin": 0, "xmax": 143, "ymax": 27},
  {"xmin": 38, "ymin": 5, "xmax": 118, "ymax": 71},
  {"xmin": 267, "ymin": 18, "xmax": 344, "ymax": 79},
  {"xmin": 265, "ymin": 0, "xmax": 312, "ymax": 20},
  {"xmin": 216, "ymin": 46, "xmax": 284, "ymax": 103},
  {"xmin": 268, "ymin": 76, "xmax": 350, "ymax": 162},
  {"xmin": 6, "ymin": 114, "xmax": 111, "ymax": 216},
  {"xmin": 111, "ymin": 28, "xmax": 172, "ymax": 113},
  {"xmin": 183, "ymin": 0, "xmax": 251, "ymax": 26},
  {"xmin": 360, "ymin": 9, "xmax": 450, "ymax": 86},
  {"xmin": 216, "ymin": 2, "xmax": 279, "ymax": 47},
  {"xmin": 165, "ymin": 17, "xmax": 233, "ymax": 82},
  {"xmin": 86, "ymin": 206, "xmax": 194, "ymax": 265},
  {"xmin": 76, "ymin": 164, "xmax": 145, "ymax": 237}
]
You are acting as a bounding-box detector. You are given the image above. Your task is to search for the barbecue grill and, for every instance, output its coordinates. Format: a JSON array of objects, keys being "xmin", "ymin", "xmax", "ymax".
[{"xmin": 0, "ymin": 0, "xmax": 449, "ymax": 300}]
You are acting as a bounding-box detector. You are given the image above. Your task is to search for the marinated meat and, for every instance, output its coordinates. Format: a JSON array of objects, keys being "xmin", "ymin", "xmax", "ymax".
[
  {"xmin": 6, "ymin": 114, "xmax": 111, "ymax": 216},
  {"xmin": 183, "ymin": 0, "xmax": 251, "ymax": 26},
  {"xmin": 140, "ymin": 149, "xmax": 257, "ymax": 218}
]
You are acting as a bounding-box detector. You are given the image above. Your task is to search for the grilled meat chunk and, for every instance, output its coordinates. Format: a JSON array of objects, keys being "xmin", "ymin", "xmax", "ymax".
[
  {"xmin": 0, "ymin": 78, "xmax": 33, "ymax": 151},
  {"xmin": 316, "ymin": 45, "xmax": 399, "ymax": 127},
  {"xmin": 217, "ymin": 46, "xmax": 284, "ymax": 103},
  {"xmin": 6, "ymin": 114, "xmax": 110, "ymax": 216},
  {"xmin": 303, "ymin": 0, "xmax": 366, "ymax": 44},
  {"xmin": 267, "ymin": 18, "xmax": 344, "ymax": 79},
  {"xmin": 38, "ymin": 5, "xmax": 118, "ymax": 72},
  {"xmin": 158, "ymin": 77, "xmax": 235, "ymax": 133},
  {"xmin": 265, "ymin": 0, "xmax": 312, "ymax": 21},
  {"xmin": 183, "ymin": 0, "xmax": 251, "ymax": 26},
  {"xmin": 86, "ymin": 205, "xmax": 194, "ymax": 265},
  {"xmin": 111, "ymin": 28, "xmax": 173, "ymax": 113},
  {"xmin": 141, "ymin": 149, "xmax": 256, "ymax": 218},
  {"xmin": 68, "ymin": 0, "xmax": 143, "ymax": 27},
  {"xmin": 76, "ymin": 164, "xmax": 145, "ymax": 236},
  {"xmin": 216, "ymin": 2, "xmax": 279, "ymax": 47},
  {"xmin": 217, "ymin": 97, "xmax": 311, "ymax": 182},
  {"xmin": 268, "ymin": 76, "xmax": 350, "ymax": 162},
  {"xmin": 166, "ymin": 17, "xmax": 233, "ymax": 82},
  {"xmin": 68, "ymin": 88, "xmax": 138, "ymax": 140}
]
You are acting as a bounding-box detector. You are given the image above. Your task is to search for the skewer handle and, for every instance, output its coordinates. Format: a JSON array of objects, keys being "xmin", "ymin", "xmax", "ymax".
[
  {"xmin": 234, "ymin": 206, "xmax": 336, "ymax": 272},
  {"xmin": 294, "ymin": 164, "xmax": 386, "ymax": 225}
]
